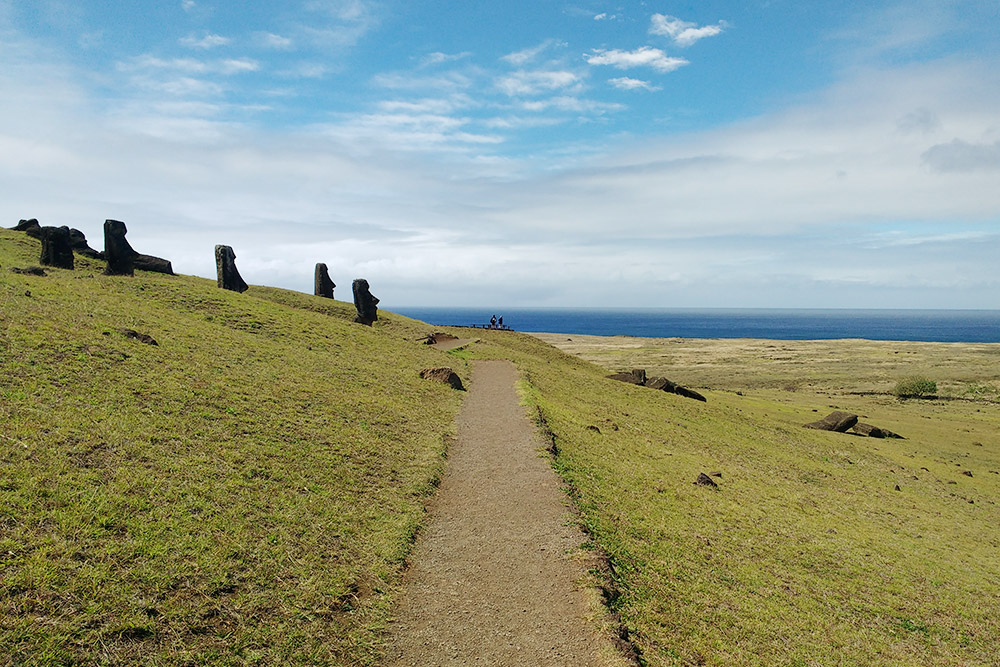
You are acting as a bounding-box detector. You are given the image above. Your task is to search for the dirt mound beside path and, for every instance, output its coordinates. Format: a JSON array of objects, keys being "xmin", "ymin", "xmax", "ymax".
[{"xmin": 384, "ymin": 360, "xmax": 630, "ymax": 666}]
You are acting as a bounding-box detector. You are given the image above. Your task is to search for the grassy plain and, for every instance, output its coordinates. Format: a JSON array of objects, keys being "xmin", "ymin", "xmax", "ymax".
[
  {"xmin": 1, "ymin": 229, "xmax": 465, "ymax": 665},
  {"xmin": 516, "ymin": 331, "xmax": 1000, "ymax": 665}
]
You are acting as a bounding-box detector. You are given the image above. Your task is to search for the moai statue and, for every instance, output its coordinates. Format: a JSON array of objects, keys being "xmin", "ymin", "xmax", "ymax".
[
  {"xmin": 39, "ymin": 226, "xmax": 75, "ymax": 269},
  {"xmin": 12, "ymin": 218, "xmax": 43, "ymax": 238},
  {"xmin": 103, "ymin": 219, "xmax": 136, "ymax": 276},
  {"xmin": 215, "ymin": 245, "xmax": 249, "ymax": 293},
  {"xmin": 352, "ymin": 278, "xmax": 379, "ymax": 325},
  {"xmin": 314, "ymin": 263, "xmax": 335, "ymax": 299}
]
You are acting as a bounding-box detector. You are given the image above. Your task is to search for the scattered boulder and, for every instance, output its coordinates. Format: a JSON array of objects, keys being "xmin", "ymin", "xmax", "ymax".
[
  {"xmin": 607, "ymin": 369, "xmax": 646, "ymax": 386},
  {"xmin": 314, "ymin": 263, "xmax": 335, "ymax": 299},
  {"xmin": 804, "ymin": 411, "xmax": 859, "ymax": 432},
  {"xmin": 852, "ymin": 422, "xmax": 904, "ymax": 439},
  {"xmin": 694, "ymin": 472, "xmax": 719, "ymax": 488},
  {"xmin": 119, "ymin": 329, "xmax": 158, "ymax": 346},
  {"xmin": 420, "ymin": 367, "xmax": 464, "ymax": 390},
  {"xmin": 421, "ymin": 332, "xmax": 459, "ymax": 345},
  {"xmin": 39, "ymin": 226, "xmax": 75, "ymax": 269},
  {"xmin": 10, "ymin": 266, "xmax": 47, "ymax": 276},
  {"xmin": 586, "ymin": 425, "xmax": 602, "ymax": 434},
  {"xmin": 962, "ymin": 470, "xmax": 973, "ymax": 477},
  {"xmin": 215, "ymin": 245, "xmax": 249, "ymax": 293},
  {"xmin": 352, "ymin": 278, "xmax": 379, "ymax": 325}
]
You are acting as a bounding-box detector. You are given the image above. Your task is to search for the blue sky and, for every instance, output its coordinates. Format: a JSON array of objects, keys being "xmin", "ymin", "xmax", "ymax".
[{"xmin": 2, "ymin": 0, "xmax": 999, "ymax": 308}]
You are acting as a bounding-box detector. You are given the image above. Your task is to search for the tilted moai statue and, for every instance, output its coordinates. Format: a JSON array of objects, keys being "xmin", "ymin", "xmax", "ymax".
[
  {"xmin": 215, "ymin": 245, "xmax": 249, "ymax": 293},
  {"xmin": 39, "ymin": 226, "xmax": 75, "ymax": 269},
  {"xmin": 103, "ymin": 219, "xmax": 136, "ymax": 276},
  {"xmin": 352, "ymin": 278, "xmax": 379, "ymax": 325},
  {"xmin": 314, "ymin": 263, "xmax": 335, "ymax": 299}
]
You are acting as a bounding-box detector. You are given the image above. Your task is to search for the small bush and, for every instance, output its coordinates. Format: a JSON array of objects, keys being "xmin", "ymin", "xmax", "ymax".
[{"xmin": 894, "ymin": 376, "xmax": 937, "ymax": 399}]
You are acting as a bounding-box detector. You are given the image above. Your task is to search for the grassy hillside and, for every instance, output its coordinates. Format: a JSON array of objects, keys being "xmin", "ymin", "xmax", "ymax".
[
  {"xmin": 463, "ymin": 329, "xmax": 1000, "ymax": 666},
  {"xmin": 1, "ymin": 229, "xmax": 465, "ymax": 665},
  {"xmin": 5, "ymin": 226, "xmax": 1000, "ymax": 666}
]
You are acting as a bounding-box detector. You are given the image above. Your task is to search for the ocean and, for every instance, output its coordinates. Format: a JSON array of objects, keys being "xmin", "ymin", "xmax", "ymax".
[{"xmin": 392, "ymin": 307, "xmax": 1000, "ymax": 343}]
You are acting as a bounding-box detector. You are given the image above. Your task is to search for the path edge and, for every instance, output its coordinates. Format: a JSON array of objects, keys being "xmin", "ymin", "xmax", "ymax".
[{"xmin": 521, "ymin": 383, "xmax": 644, "ymax": 667}]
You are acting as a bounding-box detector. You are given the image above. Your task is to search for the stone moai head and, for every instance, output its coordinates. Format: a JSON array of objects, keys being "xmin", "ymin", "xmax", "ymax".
[
  {"xmin": 314, "ymin": 263, "xmax": 335, "ymax": 299},
  {"xmin": 352, "ymin": 278, "xmax": 379, "ymax": 325},
  {"xmin": 39, "ymin": 225, "xmax": 74, "ymax": 270},
  {"xmin": 215, "ymin": 244, "xmax": 249, "ymax": 293},
  {"xmin": 103, "ymin": 219, "xmax": 136, "ymax": 276}
]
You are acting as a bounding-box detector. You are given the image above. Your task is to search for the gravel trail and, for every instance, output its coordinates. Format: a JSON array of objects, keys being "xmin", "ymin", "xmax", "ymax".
[{"xmin": 384, "ymin": 359, "xmax": 626, "ymax": 666}]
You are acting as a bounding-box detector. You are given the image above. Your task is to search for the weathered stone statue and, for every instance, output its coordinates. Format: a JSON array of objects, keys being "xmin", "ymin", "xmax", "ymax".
[
  {"xmin": 103, "ymin": 219, "xmax": 135, "ymax": 276},
  {"xmin": 12, "ymin": 219, "xmax": 43, "ymax": 239},
  {"xmin": 67, "ymin": 228, "xmax": 102, "ymax": 259},
  {"xmin": 352, "ymin": 278, "xmax": 379, "ymax": 325},
  {"xmin": 39, "ymin": 226, "xmax": 74, "ymax": 269},
  {"xmin": 314, "ymin": 263, "xmax": 335, "ymax": 298},
  {"xmin": 215, "ymin": 245, "xmax": 249, "ymax": 293}
]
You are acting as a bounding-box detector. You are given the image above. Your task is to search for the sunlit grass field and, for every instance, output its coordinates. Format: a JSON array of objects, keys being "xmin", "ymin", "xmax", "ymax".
[
  {"xmin": 4, "ymin": 225, "xmax": 999, "ymax": 666},
  {"xmin": 1, "ymin": 228, "xmax": 465, "ymax": 665}
]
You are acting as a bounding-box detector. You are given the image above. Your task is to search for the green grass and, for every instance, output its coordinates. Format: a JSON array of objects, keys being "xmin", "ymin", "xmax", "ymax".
[
  {"xmin": 6, "ymin": 227, "xmax": 1000, "ymax": 666},
  {"xmin": 465, "ymin": 329, "xmax": 1000, "ymax": 666},
  {"xmin": 1, "ymin": 229, "xmax": 465, "ymax": 665}
]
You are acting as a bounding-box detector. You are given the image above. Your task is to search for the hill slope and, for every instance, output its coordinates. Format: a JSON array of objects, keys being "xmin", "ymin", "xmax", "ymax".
[{"xmin": 1, "ymin": 228, "xmax": 464, "ymax": 665}]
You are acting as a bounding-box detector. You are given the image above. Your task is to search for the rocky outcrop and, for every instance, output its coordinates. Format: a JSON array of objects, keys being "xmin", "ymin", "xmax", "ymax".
[
  {"xmin": 804, "ymin": 411, "xmax": 859, "ymax": 432},
  {"xmin": 314, "ymin": 263, "xmax": 335, "ymax": 298},
  {"xmin": 420, "ymin": 367, "xmax": 464, "ymax": 390},
  {"xmin": 39, "ymin": 226, "xmax": 74, "ymax": 269},
  {"xmin": 12, "ymin": 219, "xmax": 43, "ymax": 239},
  {"xmin": 215, "ymin": 245, "xmax": 249, "ymax": 293},
  {"xmin": 352, "ymin": 278, "xmax": 379, "ymax": 325}
]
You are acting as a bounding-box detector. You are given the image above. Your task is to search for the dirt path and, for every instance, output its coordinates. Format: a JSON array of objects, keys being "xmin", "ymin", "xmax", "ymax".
[{"xmin": 383, "ymin": 360, "xmax": 627, "ymax": 667}]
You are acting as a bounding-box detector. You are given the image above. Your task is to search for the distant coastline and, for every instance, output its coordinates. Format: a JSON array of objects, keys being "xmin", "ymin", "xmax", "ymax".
[{"xmin": 393, "ymin": 307, "xmax": 1000, "ymax": 344}]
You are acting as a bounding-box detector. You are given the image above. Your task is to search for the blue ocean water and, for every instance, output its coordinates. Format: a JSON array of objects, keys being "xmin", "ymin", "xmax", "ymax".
[{"xmin": 392, "ymin": 307, "xmax": 1000, "ymax": 343}]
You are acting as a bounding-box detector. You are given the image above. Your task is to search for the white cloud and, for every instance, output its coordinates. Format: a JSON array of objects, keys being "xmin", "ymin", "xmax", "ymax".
[
  {"xmin": 278, "ymin": 62, "xmax": 328, "ymax": 78},
  {"xmin": 501, "ymin": 40, "xmax": 563, "ymax": 66},
  {"xmin": 585, "ymin": 47, "xmax": 688, "ymax": 73},
  {"xmin": 922, "ymin": 139, "xmax": 1000, "ymax": 172},
  {"xmin": 257, "ymin": 32, "xmax": 294, "ymax": 50},
  {"xmin": 179, "ymin": 33, "xmax": 230, "ymax": 49},
  {"xmin": 120, "ymin": 56, "xmax": 258, "ymax": 76},
  {"xmin": 519, "ymin": 96, "xmax": 624, "ymax": 114},
  {"xmin": 496, "ymin": 70, "xmax": 581, "ymax": 96},
  {"xmin": 421, "ymin": 51, "xmax": 472, "ymax": 67},
  {"xmin": 219, "ymin": 58, "xmax": 260, "ymax": 74},
  {"xmin": 181, "ymin": 0, "xmax": 196, "ymax": 12},
  {"xmin": 594, "ymin": 13, "xmax": 618, "ymax": 21},
  {"xmin": 609, "ymin": 77, "xmax": 660, "ymax": 91},
  {"xmin": 650, "ymin": 14, "xmax": 725, "ymax": 47},
  {"xmin": 373, "ymin": 70, "xmax": 474, "ymax": 91}
]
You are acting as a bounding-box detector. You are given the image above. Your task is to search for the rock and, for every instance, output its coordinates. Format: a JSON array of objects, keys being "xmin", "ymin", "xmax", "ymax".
[
  {"xmin": 894, "ymin": 484, "xmax": 901, "ymax": 491},
  {"xmin": 135, "ymin": 254, "xmax": 174, "ymax": 275},
  {"xmin": 421, "ymin": 332, "xmax": 459, "ymax": 345},
  {"xmin": 12, "ymin": 219, "xmax": 43, "ymax": 239},
  {"xmin": 420, "ymin": 367, "xmax": 464, "ymax": 390},
  {"xmin": 804, "ymin": 411, "xmax": 859, "ymax": 432},
  {"xmin": 119, "ymin": 328, "xmax": 158, "ymax": 345},
  {"xmin": 694, "ymin": 472, "xmax": 718, "ymax": 488},
  {"xmin": 215, "ymin": 245, "xmax": 249, "ymax": 293},
  {"xmin": 352, "ymin": 278, "xmax": 379, "ymax": 325},
  {"xmin": 39, "ymin": 226, "xmax": 74, "ymax": 269},
  {"xmin": 103, "ymin": 219, "xmax": 136, "ymax": 276},
  {"xmin": 852, "ymin": 422, "xmax": 904, "ymax": 439},
  {"xmin": 647, "ymin": 376, "xmax": 708, "ymax": 402},
  {"xmin": 314, "ymin": 263, "xmax": 336, "ymax": 298},
  {"xmin": 68, "ymin": 228, "xmax": 103, "ymax": 259},
  {"xmin": 11, "ymin": 266, "xmax": 47, "ymax": 276},
  {"xmin": 962, "ymin": 470, "xmax": 973, "ymax": 477},
  {"xmin": 103, "ymin": 220, "xmax": 173, "ymax": 275},
  {"xmin": 586, "ymin": 425, "xmax": 602, "ymax": 434},
  {"xmin": 607, "ymin": 369, "xmax": 646, "ymax": 385}
]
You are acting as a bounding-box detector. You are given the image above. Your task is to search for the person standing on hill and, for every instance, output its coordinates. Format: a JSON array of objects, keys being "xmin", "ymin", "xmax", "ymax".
[{"xmin": 490, "ymin": 314, "xmax": 497, "ymax": 329}]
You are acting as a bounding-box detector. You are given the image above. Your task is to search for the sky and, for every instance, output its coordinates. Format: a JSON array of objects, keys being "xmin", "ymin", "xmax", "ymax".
[{"xmin": 1, "ymin": 0, "xmax": 999, "ymax": 309}]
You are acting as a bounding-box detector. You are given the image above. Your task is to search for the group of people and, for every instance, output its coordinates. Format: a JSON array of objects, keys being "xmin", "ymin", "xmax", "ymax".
[{"xmin": 489, "ymin": 314, "xmax": 505, "ymax": 329}]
